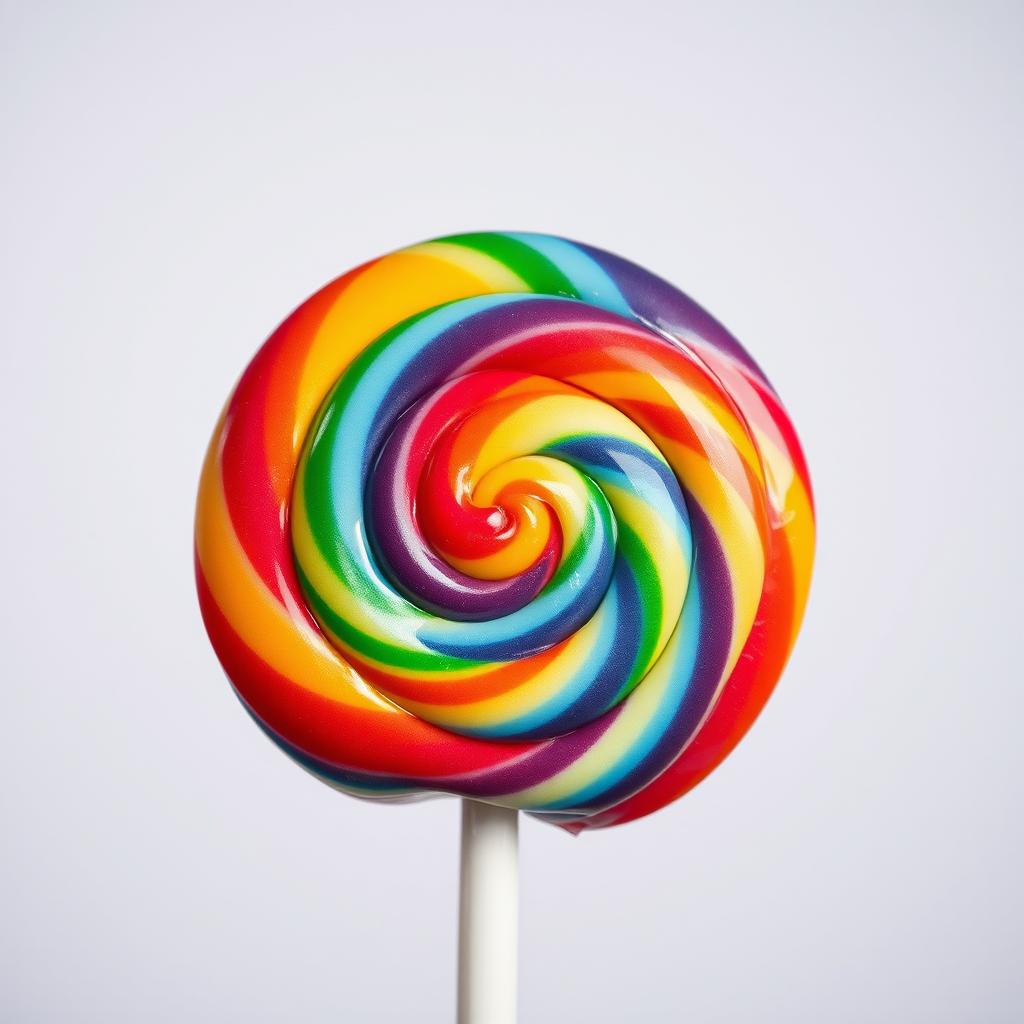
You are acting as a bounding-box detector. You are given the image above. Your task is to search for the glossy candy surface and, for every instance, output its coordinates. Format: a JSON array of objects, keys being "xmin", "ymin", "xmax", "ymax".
[{"xmin": 195, "ymin": 232, "xmax": 814, "ymax": 832}]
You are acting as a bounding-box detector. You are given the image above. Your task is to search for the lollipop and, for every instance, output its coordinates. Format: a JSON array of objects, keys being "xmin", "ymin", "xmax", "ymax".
[{"xmin": 195, "ymin": 232, "xmax": 814, "ymax": 1018}]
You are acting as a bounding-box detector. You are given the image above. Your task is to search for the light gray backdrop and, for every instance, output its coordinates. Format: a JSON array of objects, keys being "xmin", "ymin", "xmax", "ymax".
[{"xmin": 3, "ymin": 1, "xmax": 1021, "ymax": 1020}]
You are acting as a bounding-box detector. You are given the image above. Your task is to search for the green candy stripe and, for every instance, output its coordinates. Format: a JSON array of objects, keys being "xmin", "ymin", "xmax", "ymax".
[{"xmin": 440, "ymin": 232, "xmax": 579, "ymax": 299}]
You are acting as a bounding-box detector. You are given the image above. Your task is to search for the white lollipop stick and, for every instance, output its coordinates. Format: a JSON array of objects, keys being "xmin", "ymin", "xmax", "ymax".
[{"xmin": 457, "ymin": 799, "xmax": 519, "ymax": 1024}]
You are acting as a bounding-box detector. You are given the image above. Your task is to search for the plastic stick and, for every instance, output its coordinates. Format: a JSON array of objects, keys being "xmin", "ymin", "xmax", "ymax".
[{"xmin": 457, "ymin": 799, "xmax": 519, "ymax": 1024}]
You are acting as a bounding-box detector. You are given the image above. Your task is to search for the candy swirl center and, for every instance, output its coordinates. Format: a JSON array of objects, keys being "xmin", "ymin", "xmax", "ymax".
[{"xmin": 291, "ymin": 296, "xmax": 698, "ymax": 741}]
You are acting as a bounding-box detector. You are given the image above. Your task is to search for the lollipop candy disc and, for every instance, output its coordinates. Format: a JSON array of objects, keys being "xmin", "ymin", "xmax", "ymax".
[{"xmin": 195, "ymin": 232, "xmax": 814, "ymax": 832}]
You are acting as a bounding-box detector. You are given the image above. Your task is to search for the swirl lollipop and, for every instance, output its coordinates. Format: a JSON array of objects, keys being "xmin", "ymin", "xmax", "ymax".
[{"xmin": 195, "ymin": 232, "xmax": 814, "ymax": 1018}]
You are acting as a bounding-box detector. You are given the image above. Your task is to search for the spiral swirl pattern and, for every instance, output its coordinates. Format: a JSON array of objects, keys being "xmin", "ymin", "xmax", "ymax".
[{"xmin": 195, "ymin": 232, "xmax": 814, "ymax": 831}]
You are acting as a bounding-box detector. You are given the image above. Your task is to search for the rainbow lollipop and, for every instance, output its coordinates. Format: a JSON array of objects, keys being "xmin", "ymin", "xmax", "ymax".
[{"xmin": 195, "ymin": 232, "xmax": 814, "ymax": 1018}]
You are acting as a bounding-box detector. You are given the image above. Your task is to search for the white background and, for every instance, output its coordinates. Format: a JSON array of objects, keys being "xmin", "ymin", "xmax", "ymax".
[{"xmin": 3, "ymin": 2, "xmax": 1022, "ymax": 1020}]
